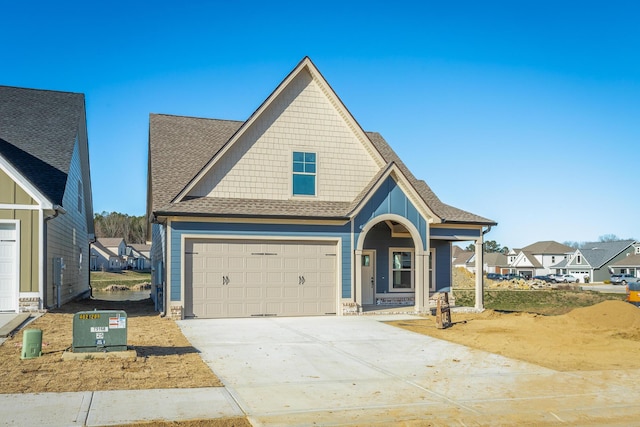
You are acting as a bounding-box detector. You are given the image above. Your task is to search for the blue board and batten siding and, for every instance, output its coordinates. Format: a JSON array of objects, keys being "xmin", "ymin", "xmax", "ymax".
[
  {"xmin": 169, "ymin": 221, "xmax": 352, "ymax": 301},
  {"xmin": 354, "ymin": 176, "xmax": 428, "ymax": 250}
]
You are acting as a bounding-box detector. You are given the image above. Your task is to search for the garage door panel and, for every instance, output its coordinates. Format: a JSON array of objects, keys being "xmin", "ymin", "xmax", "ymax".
[
  {"xmin": 267, "ymin": 257, "xmax": 284, "ymax": 269},
  {"xmin": 302, "ymin": 286, "xmax": 319, "ymax": 298},
  {"xmin": 265, "ymin": 287, "xmax": 282, "ymax": 298},
  {"xmin": 246, "ymin": 271, "xmax": 263, "ymax": 283},
  {"xmin": 205, "ymin": 287, "xmax": 223, "ymax": 299},
  {"xmin": 246, "ymin": 257, "xmax": 263, "ymax": 270},
  {"xmin": 266, "ymin": 271, "xmax": 283, "ymax": 284},
  {"xmin": 186, "ymin": 239, "xmax": 336, "ymax": 318},
  {"xmin": 246, "ymin": 287, "xmax": 262, "ymax": 298},
  {"xmin": 282, "ymin": 286, "xmax": 299, "ymax": 298}
]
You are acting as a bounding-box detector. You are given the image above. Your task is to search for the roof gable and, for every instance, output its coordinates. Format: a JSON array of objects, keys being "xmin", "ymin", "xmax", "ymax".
[
  {"xmin": 176, "ymin": 57, "xmax": 385, "ymax": 204},
  {"xmin": 0, "ymin": 86, "xmax": 85, "ymax": 206}
]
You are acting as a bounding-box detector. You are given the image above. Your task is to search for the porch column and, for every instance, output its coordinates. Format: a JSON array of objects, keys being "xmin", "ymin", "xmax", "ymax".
[
  {"xmin": 415, "ymin": 252, "xmax": 428, "ymax": 313},
  {"xmin": 475, "ymin": 235, "xmax": 484, "ymax": 310},
  {"xmin": 354, "ymin": 249, "xmax": 363, "ymax": 307}
]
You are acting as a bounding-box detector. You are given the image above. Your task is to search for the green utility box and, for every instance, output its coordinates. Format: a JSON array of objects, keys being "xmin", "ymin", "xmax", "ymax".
[
  {"xmin": 21, "ymin": 329, "xmax": 42, "ymax": 359},
  {"xmin": 72, "ymin": 310, "xmax": 127, "ymax": 353}
]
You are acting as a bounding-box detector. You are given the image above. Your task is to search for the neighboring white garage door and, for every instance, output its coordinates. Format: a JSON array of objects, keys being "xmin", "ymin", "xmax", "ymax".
[
  {"xmin": 0, "ymin": 223, "xmax": 17, "ymax": 312},
  {"xmin": 184, "ymin": 239, "xmax": 337, "ymax": 318}
]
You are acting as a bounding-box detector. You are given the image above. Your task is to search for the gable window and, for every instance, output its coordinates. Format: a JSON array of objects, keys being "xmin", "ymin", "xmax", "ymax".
[
  {"xmin": 636, "ymin": 246, "xmax": 640, "ymax": 255},
  {"xmin": 577, "ymin": 255, "xmax": 582, "ymax": 264},
  {"xmin": 292, "ymin": 152, "xmax": 316, "ymax": 196},
  {"xmin": 551, "ymin": 256, "xmax": 555, "ymax": 263},
  {"xmin": 390, "ymin": 249, "xmax": 413, "ymax": 291}
]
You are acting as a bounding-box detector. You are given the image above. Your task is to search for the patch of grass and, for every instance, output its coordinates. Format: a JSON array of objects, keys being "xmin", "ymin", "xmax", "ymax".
[
  {"xmin": 90, "ymin": 270, "xmax": 151, "ymax": 291},
  {"xmin": 452, "ymin": 289, "xmax": 626, "ymax": 315}
]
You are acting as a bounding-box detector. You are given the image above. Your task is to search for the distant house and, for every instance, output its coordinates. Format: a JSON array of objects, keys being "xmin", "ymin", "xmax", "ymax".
[
  {"xmin": 125, "ymin": 243, "xmax": 151, "ymax": 270},
  {"xmin": 89, "ymin": 239, "xmax": 123, "ymax": 271},
  {"xmin": 452, "ymin": 246, "xmax": 474, "ymax": 270},
  {"xmin": 552, "ymin": 240, "xmax": 640, "ymax": 282},
  {"xmin": 98, "ymin": 237, "xmax": 127, "ymax": 258},
  {"xmin": 0, "ymin": 85, "xmax": 94, "ymax": 311},
  {"xmin": 611, "ymin": 252, "xmax": 640, "ymax": 279},
  {"xmin": 482, "ymin": 252, "xmax": 509, "ymax": 274},
  {"xmin": 507, "ymin": 241, "xmax": 574, "ymax": 279}
]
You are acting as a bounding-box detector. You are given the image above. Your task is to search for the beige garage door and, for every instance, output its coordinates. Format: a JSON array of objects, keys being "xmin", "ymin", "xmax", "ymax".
[{"xmin": 184, "ymin": 239, "xmax": 337, "ymax": 318}]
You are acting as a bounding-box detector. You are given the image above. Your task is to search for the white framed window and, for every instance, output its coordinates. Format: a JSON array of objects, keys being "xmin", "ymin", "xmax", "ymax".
[
  {"xmin": 389, "ymin": 248, "xmax": 414, "ymax": 291},
  {"xmin": 635, "ymin": 246, "xmax": 640, "ymax": 255},
  {"xmin": 577, "ymin": 255, "xmax": 582, "ymax": 264},
  {"xmin": 292, "ymin": 151, "xmax": 316, "ymax": 196}
]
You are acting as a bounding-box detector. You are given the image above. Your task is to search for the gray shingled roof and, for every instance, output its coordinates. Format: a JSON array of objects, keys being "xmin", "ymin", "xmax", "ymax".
[
  {"xmin": 577, "ymin": 240, "xmax": 637, "ymax": 268},
  {"xmin": 149, "ymin": 118, "xmax": 495, "ymax": 225},
  {"xmin": 0, "ymin": 86, "xmax": 85, "ymax": 206}
]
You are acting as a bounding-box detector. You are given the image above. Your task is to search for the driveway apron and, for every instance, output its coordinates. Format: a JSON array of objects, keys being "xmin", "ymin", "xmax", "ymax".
[{"xmin": 178, "ymin": 315, "xmax": 640, "ymax": 426}]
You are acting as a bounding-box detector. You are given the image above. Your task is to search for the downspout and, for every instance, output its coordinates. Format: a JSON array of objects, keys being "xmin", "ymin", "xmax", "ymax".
[{"xmin": 43, "ymin": 205, "xmax": 67, "ymax": 309}]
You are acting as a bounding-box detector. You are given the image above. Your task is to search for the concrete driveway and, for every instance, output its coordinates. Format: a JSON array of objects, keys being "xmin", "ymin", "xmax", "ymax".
[{"xmin": 178, "ymin": 315, "xmax": 640, "ymax": 426}]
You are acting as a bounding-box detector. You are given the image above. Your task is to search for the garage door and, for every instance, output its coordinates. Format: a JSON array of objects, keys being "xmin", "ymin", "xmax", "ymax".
[{"xmin": 184, "ymin": 239, "xmax": 337, "ymax": 318}]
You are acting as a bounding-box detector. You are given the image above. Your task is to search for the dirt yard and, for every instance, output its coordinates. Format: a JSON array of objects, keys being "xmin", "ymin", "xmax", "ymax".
[
  {"xmin": 0, "ymin": 297, "xmax": 250, "ymax": 427},
  {"xmin": 388, "ymin": 299, "xmax": 640, "ymax": 371}
]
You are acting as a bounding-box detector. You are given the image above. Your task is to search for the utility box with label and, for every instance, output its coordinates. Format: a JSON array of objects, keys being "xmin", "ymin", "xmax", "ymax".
[{"xmin": 72, "ymin": 310, "xmax": 127, "ymax": 353}]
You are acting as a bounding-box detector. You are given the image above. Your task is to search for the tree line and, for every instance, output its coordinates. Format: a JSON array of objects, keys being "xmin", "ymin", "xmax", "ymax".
[{"xmin": 94, "ymin": 211, "xmax": 147, "ymax": 244}]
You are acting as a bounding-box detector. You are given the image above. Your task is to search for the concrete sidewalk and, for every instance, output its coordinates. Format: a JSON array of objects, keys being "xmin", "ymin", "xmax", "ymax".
[{"xmin": 0, "ymin": 387, "xmax": 243, "ymax": 426}]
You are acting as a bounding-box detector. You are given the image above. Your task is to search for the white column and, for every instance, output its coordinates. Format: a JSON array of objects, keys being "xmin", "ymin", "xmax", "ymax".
[
  {"xmin": 475, "ymin": 236, "xmax": 484, "ymax": 310},
  {"xmin": 415, "ymin": 253, "xmax": 429, "ymax": 313},
  {"xmin": 354, "ymin": 249, "xmax": 363, "ymax": 307}
]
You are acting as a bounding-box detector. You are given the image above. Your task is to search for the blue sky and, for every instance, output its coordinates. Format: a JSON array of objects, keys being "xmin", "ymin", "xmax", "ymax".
[{"xmin": 2, "ymin": 1, "xmax": 638, "ymax": 249}]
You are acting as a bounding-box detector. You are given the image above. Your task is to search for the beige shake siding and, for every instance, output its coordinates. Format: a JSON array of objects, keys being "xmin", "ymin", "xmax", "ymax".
[{"xmin": 189, "ymin": 69, "xmax": 380, "ymax": 202}]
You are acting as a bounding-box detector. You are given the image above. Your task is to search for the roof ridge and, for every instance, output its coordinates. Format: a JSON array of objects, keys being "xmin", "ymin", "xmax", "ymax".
[{"xmin": 149, "ymin": 113, "xmax": 244, "ymax": 123}]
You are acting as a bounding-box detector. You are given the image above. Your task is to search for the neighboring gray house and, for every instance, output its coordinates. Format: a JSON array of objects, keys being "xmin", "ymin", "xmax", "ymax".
[
  {"xmin": 552, "ymin": 240, "xmax": 640, "ymax": 282},
  {"xmin": 0, "ymin": 85, "xmax": 94, "ymax": 311},
  {"xmin": 508, "ymin": 241, "xmax": 573, "ymax": 278}
]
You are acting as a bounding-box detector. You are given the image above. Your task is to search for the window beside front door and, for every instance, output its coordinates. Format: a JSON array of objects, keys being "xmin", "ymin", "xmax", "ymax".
[
  {"xmin": 292, "ymin": 151, "xmax": 316, "ymax": 196},
  {"xmin": 390, "ymin": 249, "xmax": 413, "ymax": 291}
]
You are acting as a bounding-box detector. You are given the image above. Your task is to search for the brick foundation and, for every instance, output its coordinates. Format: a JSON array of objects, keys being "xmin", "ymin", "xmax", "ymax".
[
  {"xmin": 169, "ymin": 305, "xmax": 183, "ymax": 319},
  {"xmin": 19, "ymin": 297, "xmax": 41, "ymax": 313}
]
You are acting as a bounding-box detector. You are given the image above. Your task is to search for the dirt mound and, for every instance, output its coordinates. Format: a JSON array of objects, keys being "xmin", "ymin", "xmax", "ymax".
[{"xmin": 564, "ymin": 300, "xmax": 640, "ymax": 329}]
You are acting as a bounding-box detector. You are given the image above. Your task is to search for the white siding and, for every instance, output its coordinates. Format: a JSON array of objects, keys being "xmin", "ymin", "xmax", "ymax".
[
  {"xmin": 45, "ymin": 139, "xmax": 90, "ymax": 307},
  {"xmin": 189, "ymin": 69, "xmax": 380, "ymax": 202}
]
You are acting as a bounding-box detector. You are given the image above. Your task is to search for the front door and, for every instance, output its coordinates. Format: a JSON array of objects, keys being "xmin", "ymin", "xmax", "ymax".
[{"xmin": 362, "ymin": 250, "xmax": 375, "ymax": 305}]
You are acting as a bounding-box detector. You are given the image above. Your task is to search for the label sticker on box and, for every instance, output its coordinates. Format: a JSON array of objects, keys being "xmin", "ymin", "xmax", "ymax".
[
  {"xmin": 95, "ymin": 332, "xmax": 104, "ymax": 339},
  {"xmin": 109, "ymin": 317, "xmax": 126, "ymax": 329},
  {"xmin": 91, "ymin": 327, "xmax": 108, "ymax": 333},
  {"xmin": 96, "ymin": 339, "xmax": 105, "ymax": 345}
]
